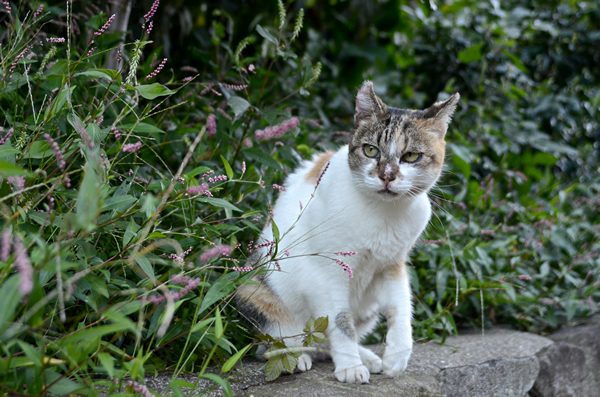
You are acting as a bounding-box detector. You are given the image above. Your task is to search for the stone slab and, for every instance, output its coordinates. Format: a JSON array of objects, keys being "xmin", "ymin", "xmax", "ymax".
[{"xmin": 530, "ymin": 342, "xmax": 590, "ymax": 397}]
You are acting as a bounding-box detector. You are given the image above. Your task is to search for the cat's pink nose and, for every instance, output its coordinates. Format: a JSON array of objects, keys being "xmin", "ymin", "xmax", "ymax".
[{"xmin": 380, "ymin": 164, "xmax": 395, "ymax": 185}]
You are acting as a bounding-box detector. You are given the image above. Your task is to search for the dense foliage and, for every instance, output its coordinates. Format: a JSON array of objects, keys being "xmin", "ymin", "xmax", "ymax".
[{"xmin": 0, "ymin": 0, "xmax": 598, "ymax": 394}]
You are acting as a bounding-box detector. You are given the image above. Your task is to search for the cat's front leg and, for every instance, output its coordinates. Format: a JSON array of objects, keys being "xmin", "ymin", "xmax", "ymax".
[
  {"xmin": 378, "ymin": 265, "xmax": 413, "ymax": 377},
  {"xmin": 328, "ymin": 311, "xmax": 371, "ymax": 383}
]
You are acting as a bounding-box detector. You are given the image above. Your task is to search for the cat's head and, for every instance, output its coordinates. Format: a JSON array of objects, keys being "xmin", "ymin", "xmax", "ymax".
[{"xmin": 348, "ymin": 81, "xmax": 459, "ymax": 201}]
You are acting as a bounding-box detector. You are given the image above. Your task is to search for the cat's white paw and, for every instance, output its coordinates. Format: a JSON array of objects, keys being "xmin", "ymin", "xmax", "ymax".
[
  {"xmin": 334, "ymin": 365, "xmax": 370, "ymax": 384},
  {"xmin": 296, "ymin": 353, "xmax": 312, "ymax": 372},
  {"xmin": 358, "ymin": 347, "xmax": 382, "ymax": 373},
  {"xmin": 382, "ymin": 347, "xmax": 411, "ymax": 377}
]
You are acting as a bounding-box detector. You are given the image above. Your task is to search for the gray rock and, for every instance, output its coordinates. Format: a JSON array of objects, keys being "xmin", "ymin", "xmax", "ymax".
[
  {"xmin": 140, "ymin": 328, "xmax": 555, "ymax": 396},
  {"xmin": 409, "ymin": 329, "xmax": 552, "ymax": 397},
  {"xmin": 548, "ymin": 325, "xmax": 600, "ymax": 392},
  {"xmin": 529, "ymin": 342, "xmax": 590, "ymax": 397}
]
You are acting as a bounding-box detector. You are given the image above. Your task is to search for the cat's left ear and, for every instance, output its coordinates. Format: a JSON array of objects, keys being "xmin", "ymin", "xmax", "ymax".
[
  {"xmin": 422, "ymin": 93, "xmax": 460, "ymax": 136},
  {"xmin": 355, "ymin": 81, "xmax": 387, "ymax": 127}
]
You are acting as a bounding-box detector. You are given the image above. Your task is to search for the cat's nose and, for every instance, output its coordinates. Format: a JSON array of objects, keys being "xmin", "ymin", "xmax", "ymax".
[{"xmin": 379, "ymin": 164, "xmax": 396, "ymax": 186}]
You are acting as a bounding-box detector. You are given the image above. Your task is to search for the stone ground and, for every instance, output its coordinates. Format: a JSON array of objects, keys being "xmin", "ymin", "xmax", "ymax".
[{"xmin": 140, "ymin": 322, "xmax": 600, "ymax": 397}]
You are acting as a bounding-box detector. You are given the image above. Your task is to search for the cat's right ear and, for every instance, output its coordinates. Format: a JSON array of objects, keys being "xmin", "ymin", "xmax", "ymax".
[{"xmin": 355, "ymin": 81, "xmax": 387, "ymax": 128}]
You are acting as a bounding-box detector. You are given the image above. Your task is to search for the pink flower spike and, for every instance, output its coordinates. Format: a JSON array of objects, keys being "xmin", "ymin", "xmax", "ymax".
[
  {"xmin": 241, "ymin": 161, "xmax": 246, "ymax": 174},
  {"xmin": 248, "ymin": 64, "xmax": 256, "ymax": 73},
  {"xmin": 122, "ymin": 141, "xmax": 142, "ymax": 153},
  {"xmin": 14, "ymin": 236, "xmax": 33, "ymax": 295},
  {"xmin": 254, "ymin": 117, "xmax": 299, "ymax": 141},
  {"xmin": 206, "ymin": 114, "xmax": 217, "ymax": 137},
  {"xmin": 272, "ymin": 184, "xmax": 287, "ymax": 192},
  {"xmin": 146, "ymin": 21, "xmax": 154, "ymax": 35},
  {"xmin": 232, "ymin": 266, "xmax": 254, "ymax": 272},
  {"xmin": 94, "ymin": 14, "xmax": 115, "ymax": 36},
  {"xmin": 336, "ymin": 251, "xmax": 357, "ymax": 257},
  {"xmin": 146, "ymin": 58, "xmax": 167, "ymax": 80},
  {"xmin": 0, "ymin": 128, "xmax": 14, "ymax": 146},
  {"xmin": 1, "ymin": 228, "xmax": 11, "ymax": 261},
  {"xmin": 518, "ymin": 274, "xmax": 532, "ymax": 281},
  {"xmin": 86, "ymin": 47, "xmax": 97, "ymax": 57},
  {"xmin": 316, "ymin": 161, "xmax": 330, "ymax": 187},
  {"xmin": 33, "ymin": 4, "xmax": 44, "ymax": 20},
  {"xmin": 144, "ymin": 0, "xmax": 160, "ymax": 23},
  {"xmin": 186, "ymin": 183, "xmax": 212, "ymax": 197},
  {"xmin": 334, "ymin": 258, "xmax": 353, "ymax": 278},
  {"xmin": 46, "ymin": 37, "xmax": 65, "ymax": 43},
  {"xmin": 200, "ymin": 244, "xmax": 232, "ymax": 262},
  {"xmin": 208, "ymin": 175, "xmax": 227, "ymax": 183},
  {"xmin": 43, "ymin": 134, "xmax": 65, "ymax": 172}
]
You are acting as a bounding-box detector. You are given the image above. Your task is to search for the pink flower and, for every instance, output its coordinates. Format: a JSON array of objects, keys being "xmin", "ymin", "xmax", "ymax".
[
  {"xmin": 219, "ymin": 83, "xmax": 248, "ymax": 90},
  {"xmin": 272, "ymin": 184, "xmax": 286, "ymax": 192},
  {"xmin": 33, "ymin": 4, "xmax": 44, "ymax": 20},
  {"xmin": 208, "ymin": 175, "xmax": 227, "ymax": 183},
  {"xmin": 0, "ymin": 127, "xmax": 14, "ymax": 146},
  {"xmin": 44, "ymin": 134, "xmax": 65, "ymax": 172},
  {"xmin": 336, "ymin": 251, "xmax": 357, "ymax": 257},
  {"xmin": 46, "ymin": 37, "xmax": 65, "ymax": 43},
  {"xmin": 241, "ymin": 161, "xmax": 246, "ymax": 174},
  {"xmin": 94, "ymin": 14, "xmax": 115, "ymax": 36},
  {"xmin": 143, "ymin": 0, "xmax": 160, "ymax": 23},
  {"xmin": 111, "ymin": 126, "xmax": 121, "ymax": 139},
  {"xmin": 206, "ymin": 114, "xmax": 217, "ymax": 137},
  {"xmin": 122, "ymin": 141, "xmax": 142, "ymax": 153},
  {"xmin": 146, "ymin": 21, "xmax": 153, "ymax": 35},
  {"xmin": 254, "ymin": 117, "xmax": 299, "ymax": 141},
  {"xmin": 86, "ymin": 47, "xmax": 97, "ymax": 57},
  {"xmin": 127, "ymin": 381, "xmax": 153, "ymax": 397},
  {"xmin": 186, "ymin": 183, "xmax": 212, "ymax": 197},
  {"xmin": 1, "ymin": 228, "xmax": 11, "ymax": 261},
  {"xmin": 14, "ymin": 236, "xmax": 33, "ymax": 295},
  {"xmin": 232, "ymin": 266, "xmax": 254, "ymax": 272},
  {"xmin": 334, "ymin": 258, "xmax": 353, "ymax": 278},
  {"xmin": 200, "ymin": 245, "xmax": 232, "ymax": 262},
  {"xmin": 284, "ymin": 250, "xmax": 290, "ymax": 257},
  {"xmin": 316, "ymin": 161, "xmax": 330, "ymax": 187},
  {"xmin": 248, "ymin": 64, "xmax": 256, "ymax": 73},
  {"xmin": 518, "ymin": 274, "xmax": 532, "ymax": 281},
  {"xmin": 145, "ymin": 58, "xmax": 167, "ymax": 80}
]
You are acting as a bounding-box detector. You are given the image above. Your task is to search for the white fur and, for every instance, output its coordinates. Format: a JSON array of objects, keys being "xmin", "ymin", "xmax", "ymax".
[{"xmin": 255, "ymin": 145, "xmax": 432, "ymax": 383}]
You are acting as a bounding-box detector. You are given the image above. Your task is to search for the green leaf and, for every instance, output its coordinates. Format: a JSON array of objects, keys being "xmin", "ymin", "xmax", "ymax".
[
  {"xmin": 314, "ymin": 316, "xmax": 328, "ymax": 333},
  {"xmin": 76, "ymin": 162, "xmax": 101, "ymax": 231},
  {"xmin": 134, "ymin": 83, "xmax": 177, "ymax": 100},
  {"xmin": 197, "ymin": 197, "xmax": 242, "ymax": 213},
  {"xmin": 304, "ymin": 316, "xmax": 315, "ymax": 333},
  {"xmin": 220, "ymin": 155, "xmax": 234, "ymax": 180},
  {"xmin": 281, "ymin": 353, "xmax": 297, "ymax": 373},
  {"xmin": 61, "ymin": 324, "xmax": 129, "ymax": 345},
  {"xmin": 46, "ymin": 85, "xmax": 76, "ymax": 121},
  {"xmin": 245, "ymin": 148, "xmax": 283, "ymax": 170},
  {"xmin": 123, "ymin": 218, "xmax": 138, "ymax": 247},
  {"xmin": 0, "ymin": 159, "xmax": 30, "ymax": 177},
  {"xmin": 458, "ymin": 43, "xmax": 484, "ymax": 63},
  {"xmin": 271, "ymin": 219, "xmax": 280, "ymax": 243},
  {"xmin": 117, "ymin": 122, "xmax": 165, "ymax": 134},
  {"xmin": 22, "ymin": 141, "xmax": 53, "ymax": 159},
  {"xmin": 227, "ymin": 96, "xmax": 251, "ymax": 121},
  {"xmin": 502, "ymin": 50, "xmax": 529, "ymax": 73},
  {"xmin": 97, "ymin": 352, "xmax": 115, "ymax": 378},
  {"xmin": 135, "ymin": 255, "xmax": 155, "ymax": 280},
  {"xmin": 312, "ymin": 332, "xmax": 327, "ymax": 343},
  {"xmin": 221, "ymin": 344, "xmax": 252, "ymax": 373},
  {"xmin": 75, "ymin": 68, "xmax": 119, "ymax": 80},
  {"xmin": 301, "ymin": 57, "xmax": 314, "ymax": 87},
  {"xmin": 215, "ymin": 306, "xmax": 224, "ymax": 339},
  {"xmin": 256, "ymin": 25, "xmax": 279, "ymax": 46},
  {"xmin": 101, "ymin": 195, "xmax": 136, "ymax": 212},
  {"xmin": 198, "ymin": 374, "xmax": 233, "ymax": 397},
  {"xmin": 265, "ymin": 356, "xmax": 284, "ymax": 382}
]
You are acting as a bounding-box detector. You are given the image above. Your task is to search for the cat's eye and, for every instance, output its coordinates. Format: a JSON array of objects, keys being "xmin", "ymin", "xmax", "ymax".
[
  {"xmin": 363, "ymin": 144, "xmax": 380, "ymax": 158},
  {"xmin": 402, "ymin": 152, "xmax": 422, "ymax": 163}
]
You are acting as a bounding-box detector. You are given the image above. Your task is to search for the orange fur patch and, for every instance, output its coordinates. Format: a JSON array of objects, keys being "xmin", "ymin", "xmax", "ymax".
[
  {"xmin": 237, "ymin": 277, "xmax": 294, "ymax": 325},
  {"xmin": 304, "ymin": 151, "xmax": 335, "ymax": 184},
  {"xmin": 388, "ymin": 261, "xmax": 407, "ymax": 280}
]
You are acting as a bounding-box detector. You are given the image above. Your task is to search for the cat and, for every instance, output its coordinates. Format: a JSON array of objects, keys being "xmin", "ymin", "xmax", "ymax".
[{"xmin": 237, "ymin": 81, "xmax": 459, "ymax": 384}]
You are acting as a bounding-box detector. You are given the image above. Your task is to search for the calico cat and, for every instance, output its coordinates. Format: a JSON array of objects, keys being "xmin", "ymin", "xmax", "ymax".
[{"xmin": 237, "ymin": 81, "xmax": 459, "ymax": 384}]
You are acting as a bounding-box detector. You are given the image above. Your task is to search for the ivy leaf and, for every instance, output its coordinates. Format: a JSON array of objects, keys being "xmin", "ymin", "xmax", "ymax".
[
  {"xmin": 265, "ymin": 356, "xmax": 284, "ymax": 381},
  {"xmin": 134, "ymin": 83, "xmax": 177, "ymax": 100}
]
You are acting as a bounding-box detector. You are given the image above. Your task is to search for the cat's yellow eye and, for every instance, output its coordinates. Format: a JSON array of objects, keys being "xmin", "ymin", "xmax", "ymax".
[
  {"xmin": 402, "ymin": 152, "xmax": 422, "ymax": 163},
  {"xmin": 363, "ymin": 144, "xmax": 380, "ymax": 158}
]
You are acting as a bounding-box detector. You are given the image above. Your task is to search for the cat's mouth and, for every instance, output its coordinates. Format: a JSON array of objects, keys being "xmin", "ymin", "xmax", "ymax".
[{"xmin": 378, "ymin": 188, "xmax": 399, "ymax": 197}]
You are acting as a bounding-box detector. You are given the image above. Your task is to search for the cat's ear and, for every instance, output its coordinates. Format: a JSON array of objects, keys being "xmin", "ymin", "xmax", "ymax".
[
  {"xmin": 422, "ymin": 93, "xmax": 460, "ymax": 136},
  {"xmin": 355, "ymin": 81, "xmax": 387, "ymax": 127}
]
